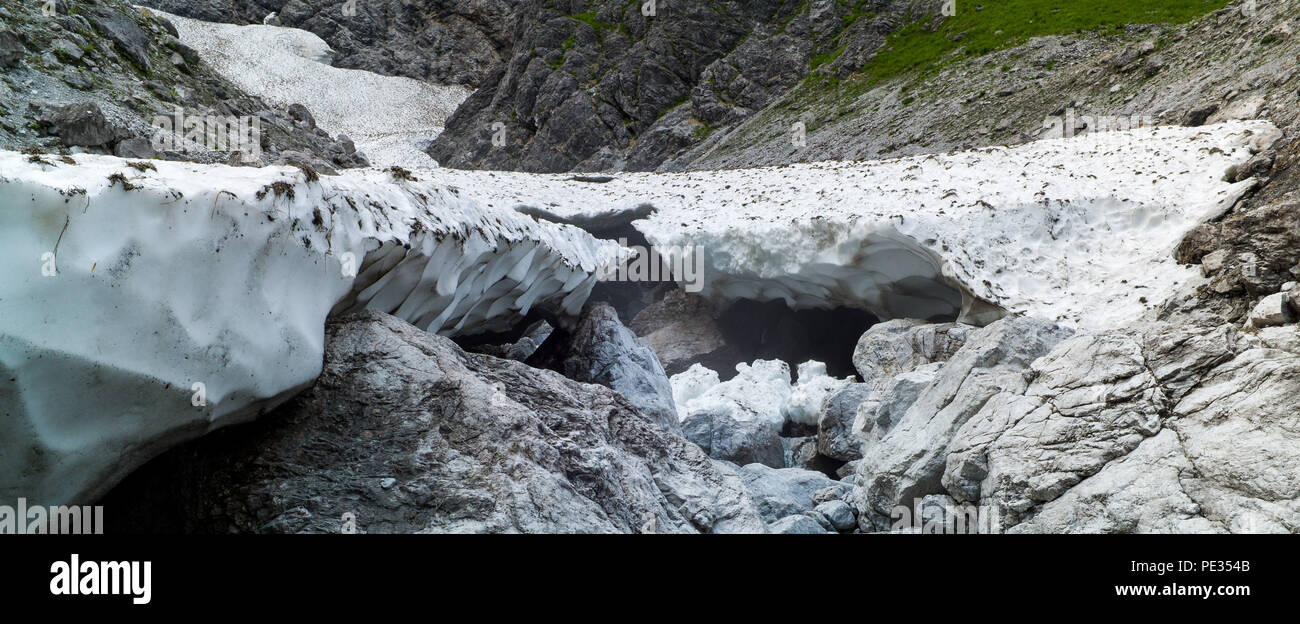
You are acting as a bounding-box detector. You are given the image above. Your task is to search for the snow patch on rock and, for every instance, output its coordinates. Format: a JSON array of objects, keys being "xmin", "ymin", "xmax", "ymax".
[
  {"xmin": 157, "ymin": 10, "xmax": 470, "ymax": 168},
  {"xmin": 671, "ymin": 359, "xmax": 852, "ymax": 427}
]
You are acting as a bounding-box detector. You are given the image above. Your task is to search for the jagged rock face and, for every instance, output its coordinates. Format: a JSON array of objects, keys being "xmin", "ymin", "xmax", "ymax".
[
  {"xmin": 527, "ymin": 302, "xmax": 680, "ymax": 433},
  {"xmin": 967, "ymin": 323, "xmax": 1300, "ymax": 534},
  {"xmin": 427, "ymin": 0, "xmax": 903, "ymax": 172},
  {"xmin": 0, "ymin": 0, "xmax": 365, "ymax": 166},
  {"xmin": 852, "ymin": 319, "xmax": 973, "ymax": 388},
  {"xmin": 855, "ymin": 317, "xmax": 1075, "ymax": 529},
  {"xmin": 850, "ymin": 316, "xmax": 1300, "ymax": 534},
  {"xmin": 103, "ymin": 311, "xmax": 766, "ymax": 534},
  {"xmin": 136, "ymin": 0, "xmax": 522, "ymax": 87}
]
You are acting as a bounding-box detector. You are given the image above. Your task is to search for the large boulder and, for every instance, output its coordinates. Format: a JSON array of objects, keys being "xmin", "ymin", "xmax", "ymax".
[
  {"xmin": 104, "ymin": 311, "xmax": 766, "ymax": 534},
  {"xmin": 740, "ymin": 463, "xmax": 849, "ymax": 524},
  {"xmin": 855, "ymin": 317, "xmax": 1074, "ymax": 529},
  {"xmin": 35, "ymin": 102, "xmax": 125, "ymax": 148},
  {"xmin": 1246, "ymin": 292, "xmax": 1293, "ymax": 328},
  {"xmin": 88, "ymin": 5, "xmax": 154, "ymax": 71},
  {"xmin": 630, "ymin": 288, "xmax": 740, "ymax": 375},
  {"xmin": 528, "ymin": 302, "xmax": 679, "ymax": 432},
  {"xmin": 682, "ymin": 409, "xmax": 784, "ymax": 468},
  {"xmin": 817, "ymin": 382, "xmax": 872, "ymax": 461},
  {"xmin": 852, "ymin": 319, "xmax": 973, "ymax": 387},
  {"xmin": 1005, "ymin": 329, "xmax": 1300, "ymax": 534},
  {"xmin": 940, "ymin": 323, "xmax": 1247, "ymax": 532}
]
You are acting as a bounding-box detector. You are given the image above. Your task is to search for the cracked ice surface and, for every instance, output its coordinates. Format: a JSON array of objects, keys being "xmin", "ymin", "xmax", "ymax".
[
  {"xmin": 0, "ymin": 152, "xmax": 618, "ymax": 504},
  {"xmin": 435, "ymin": 121, "xmax": 1277, "ymax": 329}
]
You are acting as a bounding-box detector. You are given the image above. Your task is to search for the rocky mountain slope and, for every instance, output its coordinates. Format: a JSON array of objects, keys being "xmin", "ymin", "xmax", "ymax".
[
  {"xmin": 429, "ymin": 0, "xmax": 913, "ymax": 172},
  {"xmin": 0, "ymin": 0, "xmax": 368, "ymax": 167},
  {"xmin": 137, "ymin": 0, "xmax": 522, "ymax": 87}
]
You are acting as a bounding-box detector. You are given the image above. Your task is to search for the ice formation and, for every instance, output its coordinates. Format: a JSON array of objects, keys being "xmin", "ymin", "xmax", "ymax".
[
  {"xmin": 0, "ymin": 151, "xmax": 617, "ymax": 504},
  {"xmin": 431, "ymin": 121, "xmax": 1278, "ymax": 330},
  {"xmin": 156, "ymin": 10, "xmax": 470, "ymax": 167},
  {"xmin": 671, "ymin": 360, "xmax": 850, "ymax": 427},
  {"xmin": 0, "ymin": 119, "xmax": 1276, "ymax": 505},
  {"xmin": 782, "ymin": 361, "xmax": 852, "ymax": 426}
]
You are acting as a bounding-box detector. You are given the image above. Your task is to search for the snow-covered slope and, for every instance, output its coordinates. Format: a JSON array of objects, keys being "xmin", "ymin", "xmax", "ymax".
[
  {"xmin": 434, "ymin": 121, "xmax": 1278, "ymax": 329},
  {"xmin": 0, "ymin": 152, "xmax": 616, "ymax": 505},
  {"xmin": 156, "ymin": 10, "xmax": 469, "ymax": 168}
]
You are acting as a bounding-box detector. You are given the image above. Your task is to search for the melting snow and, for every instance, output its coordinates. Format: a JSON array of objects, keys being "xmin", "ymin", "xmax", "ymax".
[
  {"xmin": 155, "ymin": 9, "xmax": 470, "ymax": 168},
  {"xmin": 671, "ymin": 360, "xmax": 851, "ymax": 427},
  {"xmin": 431, "ymin": 121, "xmax": 1278, "ymax": 330},
  {"xmin": 0, "ymin": 152, "xmax": 616, "ymax": 504}
]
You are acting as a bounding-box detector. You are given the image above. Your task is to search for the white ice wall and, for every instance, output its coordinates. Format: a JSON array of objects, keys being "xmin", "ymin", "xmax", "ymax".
[{"xmin": 0, "ymin": 152, "xmax": 618, "ymax": 504}]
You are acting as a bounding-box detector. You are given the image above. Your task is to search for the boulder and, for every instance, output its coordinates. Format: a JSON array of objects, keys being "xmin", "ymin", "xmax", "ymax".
[
  {"xmin": 37, "ymin": 102, "xmax": 124, "ymax": 148},
  {"xmin": 769, "ymin": 515, "xmax": 831, "ymax": 534},
  {"xmin": 941, "ymin": 329, "xmax": 1175, "ymax": 529},
  {"xmin": 630, "ymin": 288, "xmax": 740, "ymax": 376},
  {"xmin": 103, "ymin": 311, "xmax": 767, "ymax": 534},
  {"xmin": 852, "ymin": 319, "xmax": 972, "ymax": 387},
  {"xmin": 740, "ymin": 463, "xmax": 848, "ymax": 523},
  {"xmin": 817, "ymin": 382, "xmax": 873, "ymax": 461},
  {"xmin": 115, "ymin": 137, "xmax": 158, "ymax": 159},
  {"xmin": 1246, "ymin": 292, "xmax": 1293, "ymax": 328},
  {"xmin": 88, "ymin": 5, "xmax": 153, "ymax": 72},
  {"xmin": 682, "ymin": 409, "xmax": 784, "ymax": 468},
  {"xmin": 528, "ymin": 302, "xmax": 679, "ymax": 432},
  {"xmin": 814, "ymin": 500, "xmax": 857, "ymax": 532}
]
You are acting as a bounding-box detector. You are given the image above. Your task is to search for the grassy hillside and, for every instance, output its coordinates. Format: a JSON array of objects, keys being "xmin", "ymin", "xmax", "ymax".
[{"xmin": 864, "ymin": 0, "xmax": 1232, "ymax": 84}]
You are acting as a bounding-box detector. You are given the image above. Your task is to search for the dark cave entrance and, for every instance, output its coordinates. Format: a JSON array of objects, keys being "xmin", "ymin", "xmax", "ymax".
[{"xmin": 716, "ymin": 299, "xmax": 880, "ymax": 380}]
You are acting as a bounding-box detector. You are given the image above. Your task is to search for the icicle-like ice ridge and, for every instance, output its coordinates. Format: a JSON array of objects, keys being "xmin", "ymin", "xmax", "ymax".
[{"xmin": 0, "ymin": 153, "xmax": 618, "ymax": 504}]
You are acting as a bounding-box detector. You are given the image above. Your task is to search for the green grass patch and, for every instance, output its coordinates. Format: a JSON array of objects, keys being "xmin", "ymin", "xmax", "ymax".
[
  {"xmin": 569, "ymin": 11, "xmax": 619, "ymax": 34},
  {"xmin": 810, "ymin": 44, "xmax": 847, "ymax": 70},
  {"xmin": 862, "ymin": 0, "xmax": 1229, "ymax": 84}
]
